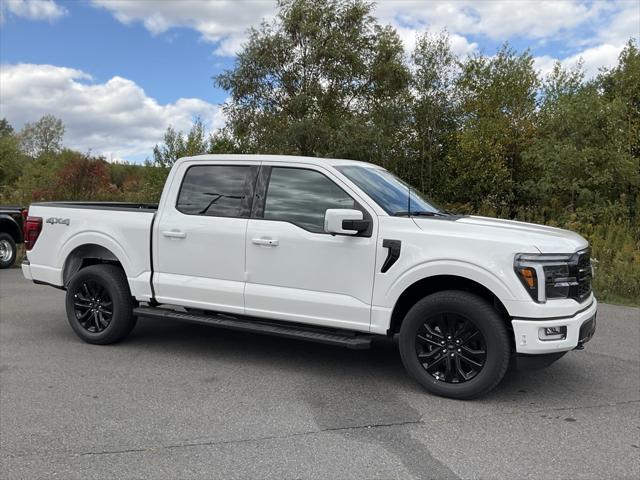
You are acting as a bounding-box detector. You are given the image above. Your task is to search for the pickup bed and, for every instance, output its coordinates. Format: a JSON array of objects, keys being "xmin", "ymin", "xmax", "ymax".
[{"xmin": 22, "ymin": 154, "xmax": 597, "ymax": 399}]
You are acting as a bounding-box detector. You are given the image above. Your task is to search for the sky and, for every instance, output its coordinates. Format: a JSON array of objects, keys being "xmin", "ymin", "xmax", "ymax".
[{"xmin": 1, "ymin": 0, "xmax": 639, "ymax": 163}]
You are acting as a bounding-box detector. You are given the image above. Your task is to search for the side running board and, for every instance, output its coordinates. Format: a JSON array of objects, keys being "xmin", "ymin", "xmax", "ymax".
[{"xmin": 133, "ymin": 306, "xmax": 373, "ymax": 350}]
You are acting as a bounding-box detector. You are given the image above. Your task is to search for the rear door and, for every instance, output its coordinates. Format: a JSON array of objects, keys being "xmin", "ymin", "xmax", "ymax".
[
  {"xmin": 244, "ymin": 164, "xmax": 378, "ymax": 331},
  {"xmin": 153, "ymin": 161, "xmax": 259, "ymax": 314}
]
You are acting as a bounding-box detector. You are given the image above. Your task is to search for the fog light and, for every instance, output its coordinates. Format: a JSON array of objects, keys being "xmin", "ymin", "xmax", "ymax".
[{"xmin": 539, "ymin": 326, "xmax": 567, "ymax": 341}]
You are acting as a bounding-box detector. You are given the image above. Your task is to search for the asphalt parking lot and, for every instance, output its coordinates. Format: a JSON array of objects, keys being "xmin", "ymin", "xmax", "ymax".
[{"xmin": 1, "ymin": 268, "xmax": 639, "ymax": 479}]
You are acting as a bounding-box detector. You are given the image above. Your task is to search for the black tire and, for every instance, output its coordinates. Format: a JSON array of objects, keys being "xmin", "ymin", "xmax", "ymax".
[
  {"xmin": 65, "ymin": 264, "xmax": 137, "ymax": 344},
  {"xmin": 0, "ymin": 233, "xmax": 17, "ymax": 269},
  {"xmin": 399, "ymin": 290, "xmax": 511, "ymax": 399}
]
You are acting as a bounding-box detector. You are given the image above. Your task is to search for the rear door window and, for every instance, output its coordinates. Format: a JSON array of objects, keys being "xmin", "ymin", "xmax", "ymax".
[{"xmin": 176, "ymin": 165, "xmax": 257, "ymax": 217}]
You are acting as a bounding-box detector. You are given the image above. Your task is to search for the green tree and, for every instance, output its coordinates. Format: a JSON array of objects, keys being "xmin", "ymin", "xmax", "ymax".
[
  {"xmin": 410, "ymin": 31, "xmax": 460, "ymax": 198},
  {"xmin": 0, "ymin": 118, "xmax": 15, "ymax": 137},
  {"xmin": 18, "ymin": 151, "xmax": 68, "ymax": 202},
  {"xmin": 19, "ymin": 114, "xmax": 65, "ymax": 158},
  {"xmin": 446, "ymin": 44, "xmax": 540, "ymax": 213},
  {"xmin": 0, "ymin": 119, "xmax": 24, "ymax": 188},
  {"xmin": 522, "ymin": 53, "xmax": 639, "ymax": 224},
  {"xmin": 143, "ymin": 118, "xmax": 211, "ymax": 200},
  {"xmin": 598, "ymin": 40, "xmax": 640, "ymax": 221},
  {"xmin": 599, "ymin": 40, "xmax": 640, "ymax": 159},
  {"xmin": 215, "ymin": 0, "xmax": 410, "ymax": 160},
  {"xmin": 152, "ymin": 117, "xmax": 209, "ymax": 168}
]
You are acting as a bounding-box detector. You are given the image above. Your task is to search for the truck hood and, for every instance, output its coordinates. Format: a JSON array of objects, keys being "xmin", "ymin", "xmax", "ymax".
[{"xmin": 413, "ymin": 215, "xmax": 588, "ymax": 253}]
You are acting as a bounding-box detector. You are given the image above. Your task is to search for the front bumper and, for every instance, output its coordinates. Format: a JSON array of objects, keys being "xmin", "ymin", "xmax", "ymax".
[{"xmin": 511, "ymin": 299, "xmax": 597, "ymax": 354}]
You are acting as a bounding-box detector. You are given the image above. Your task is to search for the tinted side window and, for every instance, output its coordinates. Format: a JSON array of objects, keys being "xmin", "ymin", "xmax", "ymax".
[
  {"xmin": 177, "ymin": 165, "xmax": 255, "ymax": 217},
  {"xmin": 264, "ymin": 167, "xmax": 355, "ymax": 232}
]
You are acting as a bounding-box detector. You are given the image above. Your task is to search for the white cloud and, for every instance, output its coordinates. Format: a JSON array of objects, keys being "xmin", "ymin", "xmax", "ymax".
[
  {"xmin": 375, "ymin": 0, "xmax": 603, "ymax": 41},
  {"xmin": 533, "ymin": 55, "xmax": 559, "ymax": 79},
  {"xmin": 0, "ymin": 64, "xmax": 224, "ymax": 162},
  {"xmin": 448, "ymin": 33, "xmax": 479, "ymax": 57},
  {"xmin": 563, "ymin": 43, "xmax": 627, "ymax": 78},
  {"xmin": 90, "ymin": 0, "xmax": 276, "ymax": 57},
  {"xmin": 534, "ymin": 42, "xmax": 628, "ymax": 80},
  {"xmin": 377, "ymin": 1, "xmax": 635, "ymax": 79},
  {"xmin": 1, "ymin": 0, "xmax": 66, "ymax": 21},
  {"xmin": 395, "ymin": 26, "xmax": 478, "ymax": 56},
  {"xmin": 86, "ymin": 0, "xmax": 636, "ymax": 79},
  {"xmin": 598, "ymin": 1, "xmax": 640, "ymax": 45}
]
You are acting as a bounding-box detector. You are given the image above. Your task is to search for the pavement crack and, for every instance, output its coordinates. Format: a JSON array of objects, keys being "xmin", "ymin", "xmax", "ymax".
[
  {"xmin": 78, "ymin": 419, "xmax": 425, "ymax": 458},
  {"xmin": 470, "ymin": 398, "xmax": 640, "ymax": 421},
  {"xmin": 9, "ymin": 401, "xmax": 639, "ymax": 460},
  {"xmin": 79, "ymin": 447, "xmax": 148, "ymax": 456}
]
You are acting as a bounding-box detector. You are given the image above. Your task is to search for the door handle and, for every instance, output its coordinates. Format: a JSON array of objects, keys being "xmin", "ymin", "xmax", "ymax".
[
  {"xmin": 162, "ymin": 230, "xmax": 186, "ymax": 239},
  {"xmin": 252, "ymin": 237, "xmax": 279, "ymax": 247}
]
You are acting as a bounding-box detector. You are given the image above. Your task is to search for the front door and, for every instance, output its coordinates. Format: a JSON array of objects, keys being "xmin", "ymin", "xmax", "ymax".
[
  {"xmin": 245, "ymin": 165, "xmax": 378, "ymax": 331},
  {"xmin": 154, "ymin": 162, "xmax": 259, "ymax": 314}
]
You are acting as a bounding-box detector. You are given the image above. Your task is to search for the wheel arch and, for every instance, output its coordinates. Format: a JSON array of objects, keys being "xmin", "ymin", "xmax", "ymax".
[
  {"xmin": 62, "ymin": 243, "xmax": 126, "ymax": 286},
  {"xmin": 388, "ymin": 274, "xmax": 512, "ymax": 336},
  {"xmin": 0, "ymin": 216, "xmax": 23, "ymax": 243}
]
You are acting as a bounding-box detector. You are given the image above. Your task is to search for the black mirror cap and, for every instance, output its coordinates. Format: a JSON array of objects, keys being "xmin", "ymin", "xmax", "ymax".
[{"xmin": 342, "ymin": 219, "xmax": 371, "ymax": 233}]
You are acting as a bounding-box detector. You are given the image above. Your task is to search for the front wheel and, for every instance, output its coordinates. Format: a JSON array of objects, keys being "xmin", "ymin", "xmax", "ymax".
[
  {"xmin": 399, "ymin": 290, "xmax": 511, "ymax": 399},
  {"xmin": 65, "ymin": 264, "xmax": 137, "ymax": 344}
]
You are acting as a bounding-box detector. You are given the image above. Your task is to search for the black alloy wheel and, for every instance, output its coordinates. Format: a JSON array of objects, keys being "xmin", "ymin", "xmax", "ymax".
[
  {"xmin": 72, "ymin": 279, "xmax": 114, "ymax": 333},
  {"xmin": 399, "ymin": 290, "xmax": 511, "ymax": 399},
  {"xmin": 415, "ymin": 312, "xmax": 487, "ymax": 384},
  {"xmin": 65, "ymin": 264, "xmax": 137, "ymax": 344}
]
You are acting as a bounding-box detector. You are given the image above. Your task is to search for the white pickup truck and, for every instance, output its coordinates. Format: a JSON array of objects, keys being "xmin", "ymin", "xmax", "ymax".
[{"xmin": 22, "ymin": 154, "xmax": 596, "ymax": 398}]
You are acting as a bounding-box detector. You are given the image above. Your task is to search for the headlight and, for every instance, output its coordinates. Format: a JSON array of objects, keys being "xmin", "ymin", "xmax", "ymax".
[{"xmin": 514, "ymin": 253, "xmax": 579, "ymax": 303}]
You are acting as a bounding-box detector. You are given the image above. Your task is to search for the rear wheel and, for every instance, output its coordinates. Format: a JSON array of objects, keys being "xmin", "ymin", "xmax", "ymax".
[
  {"xmin": 65, "ymin": 264, "xmax": 137, "ymax": 344},
  {"xmin": 0, "ymin": 233, "xmax": 16, "ymax": 269},
  {"xmin": 399, "ymin": 290, "xmax": 511, "ymax": 399}
]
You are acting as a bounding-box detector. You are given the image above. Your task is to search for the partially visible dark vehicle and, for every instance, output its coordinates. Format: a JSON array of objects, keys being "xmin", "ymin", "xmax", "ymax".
[{"xmin": 0, "ymin": 206, "xmax": 26, "ymax": 268}]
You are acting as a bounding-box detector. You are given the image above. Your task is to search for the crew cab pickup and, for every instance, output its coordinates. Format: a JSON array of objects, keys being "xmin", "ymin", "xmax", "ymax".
[{"xmin": 22, "ymin": 155, "xmax": 596, "ymax": 398}]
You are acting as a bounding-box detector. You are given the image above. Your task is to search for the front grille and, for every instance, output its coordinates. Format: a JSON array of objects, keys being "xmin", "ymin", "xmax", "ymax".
[{"xmin": 571, "ymin": 249, "xmax": 592, "ymax": 302}]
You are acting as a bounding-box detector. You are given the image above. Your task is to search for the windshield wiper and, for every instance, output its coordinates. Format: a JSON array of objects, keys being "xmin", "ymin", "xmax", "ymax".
[{"xmin": 392, "ymin": 211, "xmax": 449, "ymax": 217}]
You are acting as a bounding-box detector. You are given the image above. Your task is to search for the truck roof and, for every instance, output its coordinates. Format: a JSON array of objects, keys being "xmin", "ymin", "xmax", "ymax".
[{"xmin": 176, "ymin": 154, "xmax": 378, "ymax": 169}]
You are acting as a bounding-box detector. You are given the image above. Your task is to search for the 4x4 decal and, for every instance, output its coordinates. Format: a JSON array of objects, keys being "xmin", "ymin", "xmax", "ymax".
[{"xmin": 46, "ymin": 217, "xmax": 70, "ymax": 226}]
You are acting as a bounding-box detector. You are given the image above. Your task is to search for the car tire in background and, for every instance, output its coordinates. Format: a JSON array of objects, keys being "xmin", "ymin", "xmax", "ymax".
[
  {"xmin": 399, "ymin": 290, "xmax": 511, "ymax": 399},
  {"xmin": 65, "ymin": 264, "xmax": 137, "ymax": 344},
  {"xmin": 0, "ymin": 232, "xmax": 17, "ymax": 269}
]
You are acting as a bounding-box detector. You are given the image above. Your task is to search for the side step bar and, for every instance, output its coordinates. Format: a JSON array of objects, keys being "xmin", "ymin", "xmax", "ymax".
[{"xmin": 133, "ymin": 306, "xmax": 373, "ymax": 350}]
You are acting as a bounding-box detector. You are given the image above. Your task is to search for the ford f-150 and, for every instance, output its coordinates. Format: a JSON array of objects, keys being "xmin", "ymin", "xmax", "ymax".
[{"xmin": 22, "ymin": 154, "xmax": 597, "ymax": 398}]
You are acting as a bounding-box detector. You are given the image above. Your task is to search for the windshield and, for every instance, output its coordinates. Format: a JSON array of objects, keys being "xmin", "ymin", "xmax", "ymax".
[{"xmin": 336, "ymin": 165, "xmax": 441, "ymax": 216}]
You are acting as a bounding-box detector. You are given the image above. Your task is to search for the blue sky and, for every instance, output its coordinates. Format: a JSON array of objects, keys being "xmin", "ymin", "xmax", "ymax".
[
  {"xmin": 1, "ymin": 0, "xmax": 638, "ymax": 162},
  {"xmin": 2, "ymin": 1, "xmax": 233, "ymax": 105}
]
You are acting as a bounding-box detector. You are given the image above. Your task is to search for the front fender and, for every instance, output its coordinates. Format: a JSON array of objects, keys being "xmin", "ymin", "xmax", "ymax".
[{"xmin": 382, "ymin": 259, "xmax": 520, "ymax": 309}]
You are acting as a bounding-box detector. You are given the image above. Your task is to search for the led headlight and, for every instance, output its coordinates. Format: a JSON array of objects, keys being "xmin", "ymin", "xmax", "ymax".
[{"xmin": 514, "ymin": 253, "xmax": 579, "ymax": 303}]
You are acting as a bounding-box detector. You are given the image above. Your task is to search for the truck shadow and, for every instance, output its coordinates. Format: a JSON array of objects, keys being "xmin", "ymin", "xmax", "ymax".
[
  {"xmin": 123, "ymin": 316, "xmax": 619, "ymax": 478},
  {"xmin": 127, "ymin": 317, "xmax": 603, "ymax": 403}
]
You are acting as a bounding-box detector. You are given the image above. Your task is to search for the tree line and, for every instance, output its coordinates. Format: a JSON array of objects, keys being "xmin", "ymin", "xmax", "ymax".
[{"xmin": 0, "ymin": 0, "xmax": 638, "ymax": 303}]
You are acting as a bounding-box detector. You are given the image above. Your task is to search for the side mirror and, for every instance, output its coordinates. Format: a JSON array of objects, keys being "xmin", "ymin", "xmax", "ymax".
[{"xmin": 324, "ymin": 209, "xmax": 370, "ymax": 235}]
